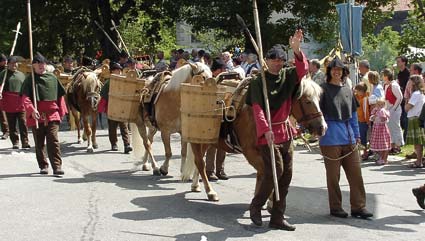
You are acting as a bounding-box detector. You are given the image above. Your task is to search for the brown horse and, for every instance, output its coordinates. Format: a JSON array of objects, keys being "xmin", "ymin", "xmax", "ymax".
[
  {"xmin": 66, "ymin": 71, "xmax": 102, "ymax": 152},
  {"xmin": 133, "ymin": 63, "xmax": 212, "ymax": 175},
  {"xmin": 181, "ymin": 77, "xmax": 327, "ymax": 201}
]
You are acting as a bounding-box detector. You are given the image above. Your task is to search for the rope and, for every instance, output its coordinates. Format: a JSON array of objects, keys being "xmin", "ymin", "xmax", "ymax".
[
  {"xmin": 218, "ymin": 100, "xmax": 236, "ymax": 122},
  {"xmin": 315, "ymin": 143, "xmax": 360, "ymax": 161}
]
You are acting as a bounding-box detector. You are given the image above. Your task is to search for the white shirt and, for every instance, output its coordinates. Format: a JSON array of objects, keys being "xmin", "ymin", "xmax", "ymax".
[
  {"xmin": 407, "ymin": 90, "xmax": 425, "ymax": 118},
  {"xmin": 232, "ymin": 65, "xmax": 246, "ymax": 79}
]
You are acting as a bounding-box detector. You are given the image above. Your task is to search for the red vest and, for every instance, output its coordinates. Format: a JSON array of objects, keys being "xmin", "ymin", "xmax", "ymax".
[{"xmin": 385, "ymin": 84, "xmax": 397, "ymax": 105}]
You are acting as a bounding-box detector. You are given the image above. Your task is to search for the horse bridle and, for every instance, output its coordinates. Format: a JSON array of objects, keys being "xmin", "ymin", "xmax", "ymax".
[{"xmin": 295, "ymin": 97, "xmax": 323, "ymax": 126}]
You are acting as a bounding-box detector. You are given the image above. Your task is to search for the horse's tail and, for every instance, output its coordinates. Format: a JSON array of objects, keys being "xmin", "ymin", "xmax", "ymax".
[
  {"xmin": 181, "ymin": 143, "xmax": 195, "ymax": 181},
  {"xmin": 130, "ymin": 123, "xmax": 145, "ymax": 162}
]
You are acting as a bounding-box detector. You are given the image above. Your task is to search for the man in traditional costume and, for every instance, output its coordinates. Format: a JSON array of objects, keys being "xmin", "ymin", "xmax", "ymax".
[
  {"xmin": 0, "ymin": 53, "xmax": 10, "ymax": 139},
  {"xmin": 20, "ymin": 53, "xmax": 67, "ymax": 175},
  {"xmin": 246, "ymin": 30, "xmax": 308, "ymax": 231}
]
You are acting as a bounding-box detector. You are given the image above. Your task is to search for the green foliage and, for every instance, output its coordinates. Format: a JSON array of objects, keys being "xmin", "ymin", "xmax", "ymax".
[
  {"xmin": 192, "ymin": 30, "xmax": 244, "ymax": 56},
  {"xmin": 362, "ymin": 26, "xmax": 400, "ymax": 71},
  {"xmin": 399, "ymin": 0, "xmax": 425, "ymax": 62}
]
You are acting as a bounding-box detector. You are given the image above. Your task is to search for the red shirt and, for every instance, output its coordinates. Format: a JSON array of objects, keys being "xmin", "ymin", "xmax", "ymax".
[
  {"xmin": 22, "ymin": 94, "xmax": 68, "ymax": 127},
  {"xmin": 252, "ymin": 52, "xmax": 308, "ymax": 145},
  {"xmin": 1, "ymin": 91, "xmax": 25, "ymax": 113}
]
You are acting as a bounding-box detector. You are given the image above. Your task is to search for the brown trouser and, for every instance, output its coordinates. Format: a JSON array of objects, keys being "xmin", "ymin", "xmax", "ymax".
[
  {"xmin": 206, "ymin": 146, "xmax": 226, "ymax": 174},
  {"xmin": 320, "ymin": 144, "xmax": 366, "ymax": 212},
  {"xmin": 32, "ymin": 121, "xmax": 62, "ymax": 170},
  {"xmin": 0, "ymin": 110, "xmax": 9, "ymax": 134},
  {"xmin": 251, "ymin": 141, "xmax": 293, "ymax": 221},
  {"xmin": 6, "ymin": 112, "xmax": 29, "ymax": 146},
  {"xmin": 108, "ymin": 119, "xmax": 130, "ymax": 146}
]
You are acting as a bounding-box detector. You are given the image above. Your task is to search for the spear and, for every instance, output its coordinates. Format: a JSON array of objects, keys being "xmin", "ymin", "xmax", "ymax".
[
  {"xmin": 252, "ymin": 0, "xmax": 280, "ymax": 201},
  {"xmin": 0, "ymin": 22, "xmax": 22, "ymax": 98},
  {"xmin": 110, "ymin": 19, "xmax": 130, "ymax": 57},
  {"xmin": 94, "ymin": 20, "xmax": 122, "ymax": 54},
  {"xmin": 27, "ymin": 0, "xmax": 38, "ymax": 129}
]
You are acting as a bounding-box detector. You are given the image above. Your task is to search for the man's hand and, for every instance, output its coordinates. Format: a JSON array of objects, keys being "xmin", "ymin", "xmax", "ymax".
[
  {"xmin": 31, "ymin": 110, "xmax": 40, "ymax": 120},
  {"xmin": 289, "ymin": 29, "xmax": 303, "ymax": 56},
  {"xmin": 265, "ymin": 131, "xmax": 274, "ymax": 145}
]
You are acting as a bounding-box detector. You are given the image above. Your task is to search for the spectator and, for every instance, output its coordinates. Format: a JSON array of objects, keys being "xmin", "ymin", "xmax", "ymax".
[
  {"xmin": 359, "ymin": 60, "xmax": 371, "ymax": 94},
  {"xmin": 154, "ymin": 50, "xmax": 169, "ymax": 72},
  {"xmin": 382, "ymin": 68, "xmax": 404, "ymax": 154},
  {"xmin": 231, "ymin": 57, "xmax": 246, "ymax": 79},
  {"xmin": 405, "ymin": 75, "xmax": 425, "ymax": 168},
  {"xmin": 354, "ymin": 82, "xmax": 370, "ymax": 160},
  {"xmin": 396, "ymin": 55, "xmax": 410, "ymax": 146},
  {"xmin": 246, "ymin": 53, "xmax": 260, "ymax": 76},
  {"xmin": 309, "ymin": 59, "xmax": 325, "ymax": 85},
  {"xmin": 368, "ymin": 71, "xmax": 384, "ymax": 109},
  {"xmin": 222, "ymin": 51, "xmax": 233, "ymax": 71},
  {"xmin": 369, "ymin": 98, "xmax": 391, "ymax": 165}
]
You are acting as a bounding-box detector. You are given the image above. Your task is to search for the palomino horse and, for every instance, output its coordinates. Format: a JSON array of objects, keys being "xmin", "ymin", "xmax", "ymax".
[
  {"xmin": 182, "ymin": 77, "xmax": 327, "ymax": 201},
  {"xmin": 133, "ymin": 63, "xmax": 212, "ymax": 175},
  {"xmin": 66, "ymin": 70, "xmax": 102, "ymax": 152}
]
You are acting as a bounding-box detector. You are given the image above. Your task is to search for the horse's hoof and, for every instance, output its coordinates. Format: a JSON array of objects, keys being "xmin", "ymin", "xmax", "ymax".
[
  {"xmin": 142, "ymin": 164, "xmax": 151, "ymax": 171},
  {"xmin": 207, "ymin": 193, "xmax": 219, "ymax": 202},
  {"xmin": 93, "ymin": 144, "xmax": 98, "ymax": 149},
  {"xmin": 153, "ymin": 168, "xmax": 161, "ymax": 176},
  {"xmin": 87, "ymin": 148, "xmax": 94, "ymax": 153},
  {"xmin": 191, "ymin": 185, "xmax": 201, "ymax": 192},
  {"xmin": 159, "ymin": 166, "xmax": 168, "ymax": 176}
]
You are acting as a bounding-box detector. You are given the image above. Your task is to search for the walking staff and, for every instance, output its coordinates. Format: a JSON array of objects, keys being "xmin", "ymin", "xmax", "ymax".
[
  {"xmin": 110, "ymin": 20, "xmax": 130, "ymax": 57},
  {"xmin": 94, "ymin": 20, "xmax": 122, "ymax": 54},
  {"xmin": 27, "ymin": 0, "xmax": 38, "ymax": 129},
  {"xmin": 0, "ymin": 22, "xmax": 22, "ymax": 98}
]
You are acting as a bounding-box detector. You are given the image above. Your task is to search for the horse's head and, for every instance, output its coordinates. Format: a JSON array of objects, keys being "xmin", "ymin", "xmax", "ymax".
[
  {"xmin": 166, "ymin": 62, "xmax": 212, "ymax": 91},
  {"xmin": 291, "ymin": 77, "xmax": 327, "ymax": 137},
  {"xmin": 83, "ymin": 72, "xmax": 102, "ymax": 111}
]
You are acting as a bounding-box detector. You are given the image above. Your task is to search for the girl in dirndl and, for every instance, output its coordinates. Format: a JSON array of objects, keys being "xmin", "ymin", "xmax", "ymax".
[
  {"xmin": 370, "ymin": 98, "xmax": 391, "ymax": 165},
  {"xmin": 405, "ymin": 75, "xmax": 425, "ymax": 168}
]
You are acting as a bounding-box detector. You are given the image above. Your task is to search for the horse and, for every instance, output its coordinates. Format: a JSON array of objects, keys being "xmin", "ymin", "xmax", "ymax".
[
  {"xmin": 66, "ymin": 70, "xmax": 102, "ymax": 152},
  {"xmin": 181, "ymin": 77, "xmax": 327, "ymax": 201},
  {"xmin": 133, "ymin": 62, "xmax": 212, "ymax": 175}
]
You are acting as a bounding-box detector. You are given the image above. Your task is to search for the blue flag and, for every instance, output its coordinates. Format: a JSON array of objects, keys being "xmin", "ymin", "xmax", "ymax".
[{"xmin": 336, "ymin": 3, "xmax": 365, "ymax": 56}]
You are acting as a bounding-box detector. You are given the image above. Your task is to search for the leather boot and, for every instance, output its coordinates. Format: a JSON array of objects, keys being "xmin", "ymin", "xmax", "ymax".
[{"xmin": 249, "ymin": 204, "xmax": 262, "ymax": 226}]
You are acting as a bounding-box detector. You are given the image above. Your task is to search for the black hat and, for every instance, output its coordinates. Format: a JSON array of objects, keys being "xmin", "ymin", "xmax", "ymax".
[
  {"xmin": 0, "ymin": 53, "xmax": 6, "ymax": 62},
  {"xmin": 63, "ymin": 56, "xmax": 73, "ymax": 62},
  {"xmin": 110, "ymin": 62, "xmax": 123, "ymax": 71},
  {"xmin": 266, "ymin": 45, "xmax": 287, "ymax": 60},
  {"xmin": 32, "ymin": 52, "xmax": 47, "ymax": 63},
  {"xmin": 7, "ymin": 56, "xmax": 18, "ymax": 63},
  {"xmin": 328, "ymin": 57, "xmax": 345, "ymax": 68},
  {"xmin": 211, "ymin": 57, "xmax": 226, "ymax": 72},
  {"xmin": 119, "ymin": 50, "xmax": 129, "ymax": 58}
]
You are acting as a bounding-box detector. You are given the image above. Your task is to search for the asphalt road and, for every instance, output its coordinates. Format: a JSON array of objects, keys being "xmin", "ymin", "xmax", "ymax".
[{"xmin": 0, "ymin": 122, "xmax": 424, "ymax": 241}]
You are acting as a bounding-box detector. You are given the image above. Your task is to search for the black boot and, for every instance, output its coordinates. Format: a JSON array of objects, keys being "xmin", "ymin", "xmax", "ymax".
[{"xmin": 249, "ymin": 204, "xmax": 263, "ymax": 226}]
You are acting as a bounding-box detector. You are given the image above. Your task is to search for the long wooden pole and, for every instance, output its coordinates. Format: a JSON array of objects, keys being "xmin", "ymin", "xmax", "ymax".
[
  {"xmin": 27, "ymin": 0, "xmax": 38, "ymax": 129},
  {"xmin": 252, "ymin": 0, "xmax": 280, "ymax": 201},
  {"xmin": 0, "ymin": 22, "xmax": 22, "ymax": 98}
]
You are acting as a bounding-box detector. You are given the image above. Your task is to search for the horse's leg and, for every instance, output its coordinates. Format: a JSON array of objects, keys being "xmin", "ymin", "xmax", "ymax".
[
  {"xmin": 91, "ymin": 111, "xmax": 98, "ymax": 149},
  {"xmin": 191, "ymin": 168, "xmax": 201, "ymax": 192},
  {"xmin": 191, "ymin": 143, "xmax": 219, "ymax": 201},
  {"xmin": 180, "ymin": 140, "xmax": 187, "ymax": 174},
  {"xmin": 73, "ymin": 110, "xmax": 83, "ymax": 144},
  {"xmin": 159, "ymin": 131, "xmax": 172, "ymax": 176},
  {"xmin": 83, "ymin": 115, "xmax": 93, "ymax": 153},
  {"xmin": 135, "ymin": 121, "xmax": 160, "ymax": 175},
  {"xmin": 142, "ymin": 127, "xmax": 158, "ymax": 171}
]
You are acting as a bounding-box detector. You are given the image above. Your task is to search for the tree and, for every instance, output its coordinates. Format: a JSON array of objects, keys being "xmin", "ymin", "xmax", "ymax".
[
  {"xmin": 362, "ymin": 26, "xmax": 400, "ymax": 71},
  {"xmin": 164, "ymin": 0, "xmax": 396, "ymax": 54},
  {"xmin": 398, "ymin": 0, "xmax": 425, "ymax": 62}
]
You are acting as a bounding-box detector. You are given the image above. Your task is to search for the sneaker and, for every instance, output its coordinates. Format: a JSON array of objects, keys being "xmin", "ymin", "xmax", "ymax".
[
  {"xmin": 40, "ymin": 168, "xmax": 48, "ymax": 175},
  {"xmin": 1, "ymin": 133, "xmax": 9, "ymax": 140},
  {"xmin": 53, "ymin": 168, "xmax": 65, "ymax": 175},
  {"xmin": 111, "ymin": 144, "xmax": 118, "ymax": 151},
  {"xmin": 22, "ymin": 143, "xmax": 31, "ymax": 149},
  {"xmin": 124, "ymin": 145, "xmax": 133, "ymax": 154},
  {"xmin": 351, "ymin": 209, "xmax": 373, "ymax": 219}
]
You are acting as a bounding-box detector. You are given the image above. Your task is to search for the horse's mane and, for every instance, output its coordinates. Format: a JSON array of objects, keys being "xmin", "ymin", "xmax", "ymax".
[
  {"xmin": 165, "ymin": 62, "xmax": 212, "ymax": 91},
  {"xmin": 81, "ymin": 72, "xmax": 101, "ymax": 92},
  {"xmin": 299, "ymin": 76, "xmax": 322, "ymax": 99}
]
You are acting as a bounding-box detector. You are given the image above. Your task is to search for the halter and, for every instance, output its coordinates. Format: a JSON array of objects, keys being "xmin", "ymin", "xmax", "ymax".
[{"xmin": 295, "ymin": 96, "xmax": 323, "ymax": 126}]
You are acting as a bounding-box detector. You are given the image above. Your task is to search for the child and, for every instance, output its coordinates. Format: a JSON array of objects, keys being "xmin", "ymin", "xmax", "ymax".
[
  {"xmin": 354, "ymin": 82, "xmax": 370, "ymax": 160},
  {"xmin": 370, "ymin": 98, "xmax": 392, "ymax": 165},
  {"xmin": 405, "ymin": 75, "xmax": 425, "ymax": 168}
]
